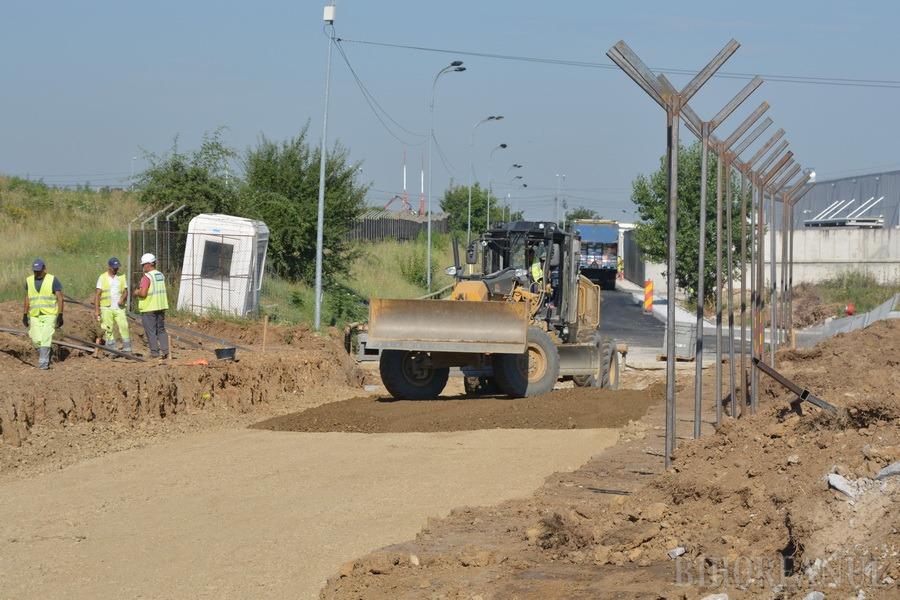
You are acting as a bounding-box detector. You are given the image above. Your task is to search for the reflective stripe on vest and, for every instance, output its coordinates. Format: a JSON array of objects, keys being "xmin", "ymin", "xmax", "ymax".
[
  {"xmin": 27, "ymin": 274, "xmax": 58, "ymax": 317},
  {"xmin": 98, "ymin": 272, "xmax": 127, "ymax": 308},
  {"xmin": 138, "ymin": 270, "xmax": 169, "ymax": 313}
]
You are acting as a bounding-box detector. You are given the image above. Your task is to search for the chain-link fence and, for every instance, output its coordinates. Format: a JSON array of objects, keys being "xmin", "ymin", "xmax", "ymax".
[{"xmin": 128, "ymin": 225, "xmax": 264, "ymax": 317}]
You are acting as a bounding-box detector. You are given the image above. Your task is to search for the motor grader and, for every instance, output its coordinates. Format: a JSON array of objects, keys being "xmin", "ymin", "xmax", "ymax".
[{"xmin": 366, "ymin": 221, "xmax": 620, "ymax": 399}]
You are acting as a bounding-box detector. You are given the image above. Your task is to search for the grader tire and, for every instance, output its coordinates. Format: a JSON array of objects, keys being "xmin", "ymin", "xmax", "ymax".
[
  {"xmin": 572, "ymin": 337, "xmax": 619, "ymax": 389},
  {"xmin": 492, "ymin": 327, "xmax": 560, "ymax": 398},
  {"xmin": 380, "ymin": 350, "xmax": 449, "ymax": 400}
]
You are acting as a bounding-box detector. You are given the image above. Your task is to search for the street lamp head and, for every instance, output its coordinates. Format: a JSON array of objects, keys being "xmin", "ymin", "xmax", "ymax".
[
  {"xmin": 499, "ymin": 143, "xmax": 508, "ymax": 149},
  {"xmin": 454, "ymin": 66, "xmax": 466, "ymax": 72},
  {"xmin": 494, "ymin": 115, "xmax": 504, "ymax": 121},
  {"xmin": 450, "ymin": 60, "xmax": 464, "ymax": 67}
]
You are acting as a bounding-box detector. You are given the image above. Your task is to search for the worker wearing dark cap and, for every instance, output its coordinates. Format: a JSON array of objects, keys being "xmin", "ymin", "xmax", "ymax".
[
  {"xmin": 94, "ymin": 257, "xmax": 131, "ymax": 353},
  {"xmin": 23, "ymin": 258, "xmax": 64, "ymax": 370}
]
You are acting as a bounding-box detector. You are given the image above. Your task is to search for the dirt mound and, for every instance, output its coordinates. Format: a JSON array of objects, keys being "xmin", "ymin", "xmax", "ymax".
[
  {"xmin": 253, "ymin": 385, "xmax": 663, "ymax": 434},
  {"xmin": 322, "ymin": 321, "xmax": 900, "ymax": 599},
  {"xmin": 0, "ymin": 299, "xmax": 364, "ymax": 450},
  {"xmin": 791, "ymin": 283, "xmax": 842, "ymax": 328},
  {"xmin": 763, "ymin": 319, "xmax": 900, "ymax": 411}
]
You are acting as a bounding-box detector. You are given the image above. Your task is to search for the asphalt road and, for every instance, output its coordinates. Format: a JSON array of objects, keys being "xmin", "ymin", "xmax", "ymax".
[
  {"xmin": 597, "ymin": 287, "xmax": 749, "ymax": 354},
  {"xmin": 597, "ymin": 288, "xmax": 665, "ymax": 348}
]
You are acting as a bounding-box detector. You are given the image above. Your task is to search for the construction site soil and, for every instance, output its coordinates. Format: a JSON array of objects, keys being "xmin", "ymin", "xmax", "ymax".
[
  {"xmin": 322, "ymin": 320, "xmax": 900, "ymax": 599},
  {"xmin": 253, "ymin": 387, "xmax": 662, "ymax": 434},
  {"xmin": 0, "ymin": 299, "xmax": 363, "ymax": 480}
]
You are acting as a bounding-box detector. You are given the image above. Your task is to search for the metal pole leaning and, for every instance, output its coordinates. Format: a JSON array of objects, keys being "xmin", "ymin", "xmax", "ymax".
[{"xmin": 607, "ymin": 39, "xmax": 739, "ymax": 467}]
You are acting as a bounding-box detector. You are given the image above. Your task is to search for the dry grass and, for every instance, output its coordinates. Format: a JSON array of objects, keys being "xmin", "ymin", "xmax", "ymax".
[{"xmin": 0, "ymin": 177, "xmax": 141, "ymax": 301}]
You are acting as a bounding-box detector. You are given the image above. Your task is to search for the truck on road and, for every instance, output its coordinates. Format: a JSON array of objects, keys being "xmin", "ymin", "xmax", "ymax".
[{"xmin": 572, "ymin": 219, "xmax": 619, "ymax": 290}]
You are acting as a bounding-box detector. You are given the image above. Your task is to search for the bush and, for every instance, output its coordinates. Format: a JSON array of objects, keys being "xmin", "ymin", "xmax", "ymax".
[{"xmin": 398, "ymin": 245, "xmax": 432, "ymax": 288}]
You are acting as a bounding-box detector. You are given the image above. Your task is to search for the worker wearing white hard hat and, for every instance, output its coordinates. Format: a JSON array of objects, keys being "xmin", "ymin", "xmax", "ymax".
[{"xmin": 133, "ymin": 253, "xmax": 170, "ymax": 359}]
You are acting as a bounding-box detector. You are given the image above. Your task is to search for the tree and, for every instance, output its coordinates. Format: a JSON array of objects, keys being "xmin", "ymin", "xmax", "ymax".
[
  {"xmin": 440, "ymin": 184, "xmax": 523, "ymax": 238},
  {"xmin": 137, "ymin": 129, "xmax": 239, "ymax": 226},
  {"xmin": 239, "ymin": 126, "xmax": 367, "ymax": 283},
  {"xmin": 565, "ymin": 206, "xmax": 599, "ymax": 222},
  {"xmin": 631, "ymin": 142, "xmax": 749, "ymax": 303}
]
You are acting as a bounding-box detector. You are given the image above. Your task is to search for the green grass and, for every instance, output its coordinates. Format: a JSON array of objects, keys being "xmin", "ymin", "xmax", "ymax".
[
  {"xmin": 0, "ymin": 177, "xmax": 139, "ymax": 302},
  {"xmin": 814, "ymin": 271, "xmax": 900, "ymax": 314},
  {"xmin": 259, "ymin": 238, "xmax": 456, "ymax": 327},
  {"xmin": 0, "ymin": 175, "xmax": 458, "ymax": 328}
]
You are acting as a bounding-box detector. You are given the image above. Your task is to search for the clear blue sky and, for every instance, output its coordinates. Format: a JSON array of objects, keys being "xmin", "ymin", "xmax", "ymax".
[{"xmin": 2, "ymin": 1, "xmax": 898, "ymax": 221}]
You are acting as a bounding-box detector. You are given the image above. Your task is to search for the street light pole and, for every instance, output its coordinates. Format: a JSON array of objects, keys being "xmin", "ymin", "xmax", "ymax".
[
  {"xmin": 313, "ymin": 3, "xmax": 336, "ymax": 332},
  {"xmin": 427, "ymin": 61, "xmax": 465, "ymax": 293},
  {"xmin": 467, "ymin": 115, "xmax": 503, "ymax": 245}
]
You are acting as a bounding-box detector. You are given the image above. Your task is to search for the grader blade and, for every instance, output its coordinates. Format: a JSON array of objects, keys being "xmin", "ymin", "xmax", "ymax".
[{"xmin": 367, "ymin": 298, "xmax": 528, "ymax": 354}]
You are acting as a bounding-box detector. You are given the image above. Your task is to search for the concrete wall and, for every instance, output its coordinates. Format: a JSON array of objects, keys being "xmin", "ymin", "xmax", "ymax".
[{"xmin": 763, "ymin": 227, "xmax": 900, "ymax": 285}]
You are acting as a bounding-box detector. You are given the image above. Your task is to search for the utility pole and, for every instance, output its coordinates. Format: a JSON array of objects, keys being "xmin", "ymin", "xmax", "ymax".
[{"xmin": 313, "ymin": 2, "xmax": 336, "ymax": 331}]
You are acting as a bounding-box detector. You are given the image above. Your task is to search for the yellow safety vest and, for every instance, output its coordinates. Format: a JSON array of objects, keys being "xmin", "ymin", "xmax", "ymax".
[
  {"xmin": 530, "ymin": 260, "xmax": 543, "ymax": 282},
  {"xmin": 138, "ymin": 270, "xmax": 169, "ymax": 313},
  {"xmin": 98, "ymin": 272, "xmax": 127, "ymax": 308},
  {"xmin": 26, "ymin": 274, "xmax": 58, "ymax": 317}
]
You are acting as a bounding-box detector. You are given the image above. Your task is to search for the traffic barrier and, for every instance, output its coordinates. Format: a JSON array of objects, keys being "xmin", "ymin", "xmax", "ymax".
[{"xmin": 643, "ymin": 280, "xmax": 653, "ymax": 314}]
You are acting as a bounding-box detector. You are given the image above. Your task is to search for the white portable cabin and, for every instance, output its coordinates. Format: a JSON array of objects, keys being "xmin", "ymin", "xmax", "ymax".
[{"xmin": 176, "ymin": 214, "xmax": 269, "ymax": 317}]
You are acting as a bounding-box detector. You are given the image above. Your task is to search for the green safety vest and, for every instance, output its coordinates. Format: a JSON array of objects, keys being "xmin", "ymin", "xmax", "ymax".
[
  {"xmin": 530, "ymin": 260, "xmax": 543, "ymax": 283},
  {"xmin": 26, "ymin": 274, "xmax": 58, "ymax": 317},
  {"xmin": 98, "ymin": 272, "xmax": 127, "ymax": 308},
  {"xmin": 138, "ymin": 269, "xmax": 169, "ymax": 313}
]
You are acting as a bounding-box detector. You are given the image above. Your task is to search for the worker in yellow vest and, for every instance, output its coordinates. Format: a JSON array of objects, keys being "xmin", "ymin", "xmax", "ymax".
[
  {"xmin": 22, "ymin": 258, "xmax": 64, "ymax": 370},
  {"xmin": 132, "ymin": 253, "xmax": 170, "ymax": 359},
  {"xmin": 529, "ymin": 248, "xmax": 544, "ymax": 287},
  {"xmin": 93, "ymin": 257, "xmax": 131, "ymax": 353}
]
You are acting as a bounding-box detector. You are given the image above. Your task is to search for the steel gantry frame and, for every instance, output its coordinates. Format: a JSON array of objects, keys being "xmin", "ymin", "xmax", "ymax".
[{"xmin": 607, "ymin": 38, "xmax": 812, "ymax": 468}]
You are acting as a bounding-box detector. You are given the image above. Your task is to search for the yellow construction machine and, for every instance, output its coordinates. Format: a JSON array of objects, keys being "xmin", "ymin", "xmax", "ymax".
[{"xmin": 367, "ymin": 221, "xmax": 620, "ymax": 399}]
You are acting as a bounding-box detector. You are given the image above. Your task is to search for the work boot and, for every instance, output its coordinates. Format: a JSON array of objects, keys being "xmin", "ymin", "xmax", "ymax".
[
  {"xmin": 38, "ymin": 347, "xmax": 51, "ymax": 370},
  {"xmin": 122, "ymin": 340, "xmax": 132, "ymax": 353}
]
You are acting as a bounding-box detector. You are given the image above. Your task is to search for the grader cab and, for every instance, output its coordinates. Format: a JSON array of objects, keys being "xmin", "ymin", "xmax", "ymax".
[{"xmin": 367, "ymin": 221, "xmax": 620, "ymax": 400}]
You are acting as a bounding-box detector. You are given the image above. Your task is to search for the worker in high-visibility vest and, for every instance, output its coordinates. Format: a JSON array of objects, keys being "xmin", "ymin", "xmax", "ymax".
[
  {"xmin": 22, "ymin": 258, "xmax": 64, "ymax": 370},
  {"xmin": 93, "ymin": 257, "xmax": 131, "ymax": 353},
  {"xmin": 529, "ymin": 249, "xmax": 544, "ymax": 284},
  {"xmin": 132, "ymin": 253, "xmax": 170, "ymax": 360}
]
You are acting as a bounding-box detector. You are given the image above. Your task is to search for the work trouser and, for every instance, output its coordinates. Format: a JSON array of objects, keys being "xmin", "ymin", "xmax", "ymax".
[
  {"xmin": 29, "ymin": 314, "xmax": 56, "ymax": 369},
  {"xmin": 140, "ymin": 310, "xmax": 169, "ymax": 357},
  {"xmin": 100, "ymin": 307, "xmax": 131, "ymax": 350}
]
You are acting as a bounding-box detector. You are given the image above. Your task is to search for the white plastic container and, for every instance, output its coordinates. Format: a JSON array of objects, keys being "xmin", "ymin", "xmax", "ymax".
[{"xmin": 177, "ymin": 214, "xmax": 269, "ymax": 317}]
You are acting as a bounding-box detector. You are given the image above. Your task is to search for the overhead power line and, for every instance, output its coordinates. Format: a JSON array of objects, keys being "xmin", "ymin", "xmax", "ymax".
[
  {"xmin": 332, "ymin": 35, "xmax": 425, "ymax": 147},
  {"xmin": 337, "ymin": 37, "xmax": 900, "ymax": 89}
]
